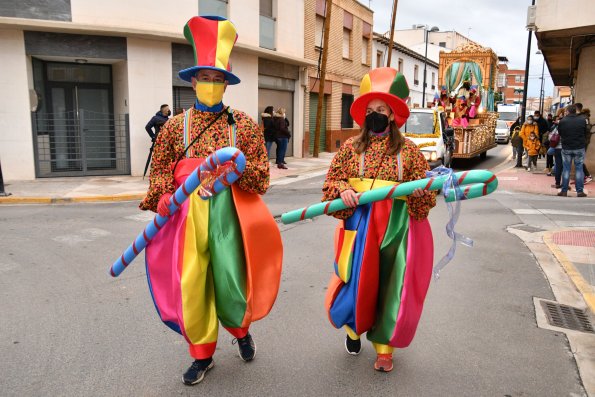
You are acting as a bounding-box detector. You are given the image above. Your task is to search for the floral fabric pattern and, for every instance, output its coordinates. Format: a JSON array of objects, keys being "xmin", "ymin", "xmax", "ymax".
[
  {"xmin": 140, "ymin": 108, "xmax": 269, "ymax": 212},
  {"xmin": 322, "ymin": 135, "xmax": 436, "ymax": 220}
]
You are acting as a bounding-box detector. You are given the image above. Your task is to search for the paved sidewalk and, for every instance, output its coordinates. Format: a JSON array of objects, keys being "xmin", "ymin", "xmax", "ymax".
[
  {"xmin": 544, "ymin": 230, "xmax": 595, "ymax": 313},
  {"xmin": 0, "ymin": 153, "xmax": 334, "ymax": 204},
  {"xmin": 497, "ymin": 155, "xmax": 592, "ymax": 197}
]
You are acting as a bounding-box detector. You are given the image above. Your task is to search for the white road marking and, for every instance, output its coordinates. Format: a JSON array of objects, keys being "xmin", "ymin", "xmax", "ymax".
[
  {"xmin": 125, "ymin": 212, "xmax": 155, "ymax": 222},
  {"xmin": 52, "ymin": 235, "xmax": 93, "ymax": 245},
  {"xmin": 82, "ymin": 228, "xmax": 111, "ymax": 237},
  {"xmin": 513, "ymin": 209, "xmax": 595, "ymax": 217},
  {"xmin": 270, "ymin": 170, "xmax": 328, "ymax": 186}
]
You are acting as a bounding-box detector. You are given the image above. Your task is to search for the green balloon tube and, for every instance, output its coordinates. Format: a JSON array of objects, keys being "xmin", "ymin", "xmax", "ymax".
[{"xmin": 280, "ymin": 169, "xmax": 497, "ymax": 225}]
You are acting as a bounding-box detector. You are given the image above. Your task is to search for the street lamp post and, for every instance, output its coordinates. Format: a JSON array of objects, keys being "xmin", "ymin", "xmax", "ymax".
[
  {"xmin": 422, "ymin": 26, "xmax": 439, "ymax": 108},
  {"xmin": 536, "ymin": 50, "xmax": 545, "ymax": 114}
]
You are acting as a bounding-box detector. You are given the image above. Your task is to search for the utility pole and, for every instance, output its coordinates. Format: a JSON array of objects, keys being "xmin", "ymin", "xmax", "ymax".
[
  {"xmin": 313, "ymin": 0, "xmax": 332, "ymax": 157},
  {"xmin": 386, "ymin": 0, "xmax": 398, "ymax": 67}
]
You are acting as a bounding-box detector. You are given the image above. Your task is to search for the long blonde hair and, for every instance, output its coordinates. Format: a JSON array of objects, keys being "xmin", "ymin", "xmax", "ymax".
[{"xmin": 353, "ymin": 119, "xmax": 405, "ymax": 155}]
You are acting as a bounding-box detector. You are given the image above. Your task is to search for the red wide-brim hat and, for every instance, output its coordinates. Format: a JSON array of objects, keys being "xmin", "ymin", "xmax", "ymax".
[{"xmin": 350, "ymin": 68, "xmax": 410, "ymax": 128}]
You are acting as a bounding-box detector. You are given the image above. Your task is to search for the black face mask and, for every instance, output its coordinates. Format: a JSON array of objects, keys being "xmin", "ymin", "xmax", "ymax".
[{"xmin": 365, "ymin": 111, "xmax": 390, "ymax": 133}]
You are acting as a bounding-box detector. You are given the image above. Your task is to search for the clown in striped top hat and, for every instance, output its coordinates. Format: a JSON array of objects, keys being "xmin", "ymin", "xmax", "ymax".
[{"xmin": 178, "ymin": 16, "xmax": 240, "ymax": 85}]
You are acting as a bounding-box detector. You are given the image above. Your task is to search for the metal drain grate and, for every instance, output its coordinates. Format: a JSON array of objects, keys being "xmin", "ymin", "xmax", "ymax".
[{"xmin": 541, "ymin": 301, "xmax": 595, "ymax": 333}]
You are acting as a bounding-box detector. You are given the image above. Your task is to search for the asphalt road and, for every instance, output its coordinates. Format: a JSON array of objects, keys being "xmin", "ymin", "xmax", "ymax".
[{"xmin": 0, "ymin": 144, "xmax": 586, "ymax": 396}]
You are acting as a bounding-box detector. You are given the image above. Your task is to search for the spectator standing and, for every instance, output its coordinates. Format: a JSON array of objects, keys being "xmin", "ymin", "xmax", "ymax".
[
  {"xmin": 145, "ymin": 104, "xmax": 170, "ymax": 141},
  {"xmin": 520, "ymin": 115, "xmax": 539, "ymax": 161},
  {"xmin": 525, "ymin": 132, "xmax": 541, "ymax": 171},
  {"xmin": 576, "ymin": 104, "xmax": 593, "ymax": 184},
  {"xmin": 548, "ymin": 121, "xmax": 563, "ymax": 187},
  {"xmin": 510, "ymin": 116, "xmax": 523, "ymax": 165},
  {"xmin": 261, "ymin": 105, "xmax": 276, "ymax": 159},
  {"xmin": 272, "ymin": 108, "xmax": 291, "ymax": 169},
  {"xmin": 557, "ymin": 105, "xmax": 588, "ymax": 197},
  {"xmin": 534, "ymin": 111, "xmax": 549, "ymax": 159},
  {"xmin": 546, "ymin": 113, "xmax": 554, "ymax": 130}
]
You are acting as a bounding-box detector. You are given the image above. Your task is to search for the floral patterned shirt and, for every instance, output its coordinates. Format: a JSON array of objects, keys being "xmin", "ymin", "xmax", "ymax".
[
  {"xmin": 322, "ymin": 135, "xmax": 436, "ymax": 220},
  {"xmin": 140, "ymin": 107, "xmax": 269, "ymax": 212}
]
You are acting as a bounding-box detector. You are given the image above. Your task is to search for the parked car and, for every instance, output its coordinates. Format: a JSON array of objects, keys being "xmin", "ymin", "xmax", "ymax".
[{"xmin": 494, "ymin": 120, "xmax": 510, "ymax": 144}]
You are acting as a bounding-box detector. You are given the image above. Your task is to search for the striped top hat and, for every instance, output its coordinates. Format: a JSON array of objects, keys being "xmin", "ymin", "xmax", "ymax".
[
  {"xmin": 350, "ymin": 67, "xmax": 410, "ymax": 128},
  {"xmin": 178, "ymin": 16, "xmax": 240, "ymax": 85}
]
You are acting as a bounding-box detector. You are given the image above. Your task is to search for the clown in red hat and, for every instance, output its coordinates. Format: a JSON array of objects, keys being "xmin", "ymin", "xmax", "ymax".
[
  {"xmin": 139, "ymin": 15, "xmax": 283, "ymax": 386},
  {"xmin": 322, "ymin": 67, "xmax": 436, "ymax": 373}
]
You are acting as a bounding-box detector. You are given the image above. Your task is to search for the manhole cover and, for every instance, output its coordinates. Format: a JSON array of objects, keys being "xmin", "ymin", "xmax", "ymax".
[{"xmin": 540, "ymin": 301, "xmax": 594, "ymax": 333}]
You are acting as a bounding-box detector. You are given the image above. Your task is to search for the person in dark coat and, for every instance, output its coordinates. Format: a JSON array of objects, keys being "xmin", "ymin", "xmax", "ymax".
[
  {"xmin": 145, "ymin": 104, "xmax": 170, "ymax": 141},
  {"xmin": 272, "ymin": 108, "xmax": 291, "ymax": 169},
  {"xmin": 261, "ymin": 105, "xmax": 276, "ymax": 159},
  {"xmin": 557, "ymin": 105, "xmax": 588, "ymax": 197},
  {"xmin": 533, "ymin": 110, "xmax": 549, "ymax": 159},
  {"xmin": 510, "ymin": 116, "xmax": 523, "ymax": 167}
]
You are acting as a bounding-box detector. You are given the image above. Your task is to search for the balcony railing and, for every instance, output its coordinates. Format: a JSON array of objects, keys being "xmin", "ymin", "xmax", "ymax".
[{"xmin": 260, "ymin": 15, "xmax": 276, "ymax": 50}]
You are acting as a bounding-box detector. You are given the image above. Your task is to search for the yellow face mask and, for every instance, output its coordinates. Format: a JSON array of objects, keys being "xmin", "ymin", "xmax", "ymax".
[{"xmin": 195, "ymin": 82, "xmax": 225, "ymax": 107}]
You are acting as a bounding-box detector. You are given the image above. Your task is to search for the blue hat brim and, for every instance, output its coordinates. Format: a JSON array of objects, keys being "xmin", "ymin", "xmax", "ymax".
[{"xmin": 178, "ymin": 66, "xmax": 241, "ymax": 85}]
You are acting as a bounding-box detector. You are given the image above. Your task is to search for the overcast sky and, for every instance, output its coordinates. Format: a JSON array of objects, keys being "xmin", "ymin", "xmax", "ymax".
[{"xmin": 359, "ymin": 0, "xmax": 553, "ymax": 97}]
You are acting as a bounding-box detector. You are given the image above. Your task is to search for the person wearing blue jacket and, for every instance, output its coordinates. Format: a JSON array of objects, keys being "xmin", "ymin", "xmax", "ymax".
[{"xmin": 145, "ymin": 104, "xmax": 171, "ymax": 141}]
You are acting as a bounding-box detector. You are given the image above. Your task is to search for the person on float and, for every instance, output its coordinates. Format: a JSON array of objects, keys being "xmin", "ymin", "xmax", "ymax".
[
  {"xmin": 452, "ymin": 97, "xmax": 470, "ymax": 127},
  {"xmin": 467, "ymin": 86, "xmax": 481, "ymax": 119},
  {"xmin": 433, "ymin": 86, "xmax": 451, "ymax": 111},
  {"xmin": 139, "ymin": 16, "xmax": 282, "ymax": 386},
  {"xmin": 322, "ymin": 67, "xmax": 436, "ymax": 373}
]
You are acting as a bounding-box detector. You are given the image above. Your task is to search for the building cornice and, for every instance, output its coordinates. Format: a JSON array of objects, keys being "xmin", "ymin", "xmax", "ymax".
[{"xmin": 0, "ymin": 16, "xmax": 316, "ymax": 67}]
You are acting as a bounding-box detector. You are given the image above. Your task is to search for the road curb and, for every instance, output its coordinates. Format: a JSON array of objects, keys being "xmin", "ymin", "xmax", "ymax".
[
  {"xmin": 0, "ymin": 193, "xmax": 145, "ymax": 205},
  {"xmin": 543, "ymin": 230, "xmax": 595, "ymax": 314},
  {"xmin": 0, "ymin": 163, "xmax": 332, "ymax": 205}
]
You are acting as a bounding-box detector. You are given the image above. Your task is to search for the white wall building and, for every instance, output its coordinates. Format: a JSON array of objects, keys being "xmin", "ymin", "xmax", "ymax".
[
  {"xmin": 0, "ymin": 0, "xmax": 310, "ymax": 181},
  {"xmin": 396, "ymin": 27, "xmax": 477, "ymax": 62},
  {"xmin": 372, "ymin": 33, "xmax": 439, "ymax": 109}
]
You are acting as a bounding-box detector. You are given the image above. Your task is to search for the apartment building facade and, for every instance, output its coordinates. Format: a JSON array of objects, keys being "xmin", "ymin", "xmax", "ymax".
[
  {"xmin": 372, "ymin": 33, "xmax": 439, "ymax": 109},
  {"xmin": 497, "ymin": 60, "xmax": 525, "ymax": 104},
  {"xmin": 303, "ymin": 0, "xmax": 372, "ymax": 154},
  {"xmin": 0, "ymin": 0, "xmax": 310, "ymax": 181},
  {"xmin": 533, "ymin": 0, "xmax": 594, "ymax": 170}
]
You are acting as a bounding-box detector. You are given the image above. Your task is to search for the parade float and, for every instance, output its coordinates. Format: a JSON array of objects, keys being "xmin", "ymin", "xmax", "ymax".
[{"xmin": 438, "ymin": 42, "xmax": 499, "ymax": 160}]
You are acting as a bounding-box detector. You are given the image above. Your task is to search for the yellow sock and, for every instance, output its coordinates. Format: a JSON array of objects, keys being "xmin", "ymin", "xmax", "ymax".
[
  {"xmin": 344, "ymin": 325, "xmax": 359, "ymax": 340},
  {"xmin": 372, "ymin": 342, "xmax": 394, "ymax": 355}
]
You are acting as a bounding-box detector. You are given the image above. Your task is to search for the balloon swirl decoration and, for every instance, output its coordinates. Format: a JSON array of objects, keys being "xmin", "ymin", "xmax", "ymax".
[{"xmin": 109, "ymin": 147, "xmax": 246, "ymax": 277}]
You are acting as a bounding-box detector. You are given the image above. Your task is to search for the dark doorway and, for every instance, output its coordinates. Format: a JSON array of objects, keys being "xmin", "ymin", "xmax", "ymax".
[{"xmin": 32, "ymin": 60, "xmax": 130, "ymax": 177}]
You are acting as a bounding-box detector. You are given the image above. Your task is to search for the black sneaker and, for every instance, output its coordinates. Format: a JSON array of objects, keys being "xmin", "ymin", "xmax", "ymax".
[
  {"xmin": 182, "ymin": 358, "xmax": 214, "ymax": 386},
  {"xmin": 233, "ymin": 333, "xmax": 256, "ymax": 361},
  {"xmin": 345, "ymin": 335, "xmax": 361, "ymax": 355}
]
